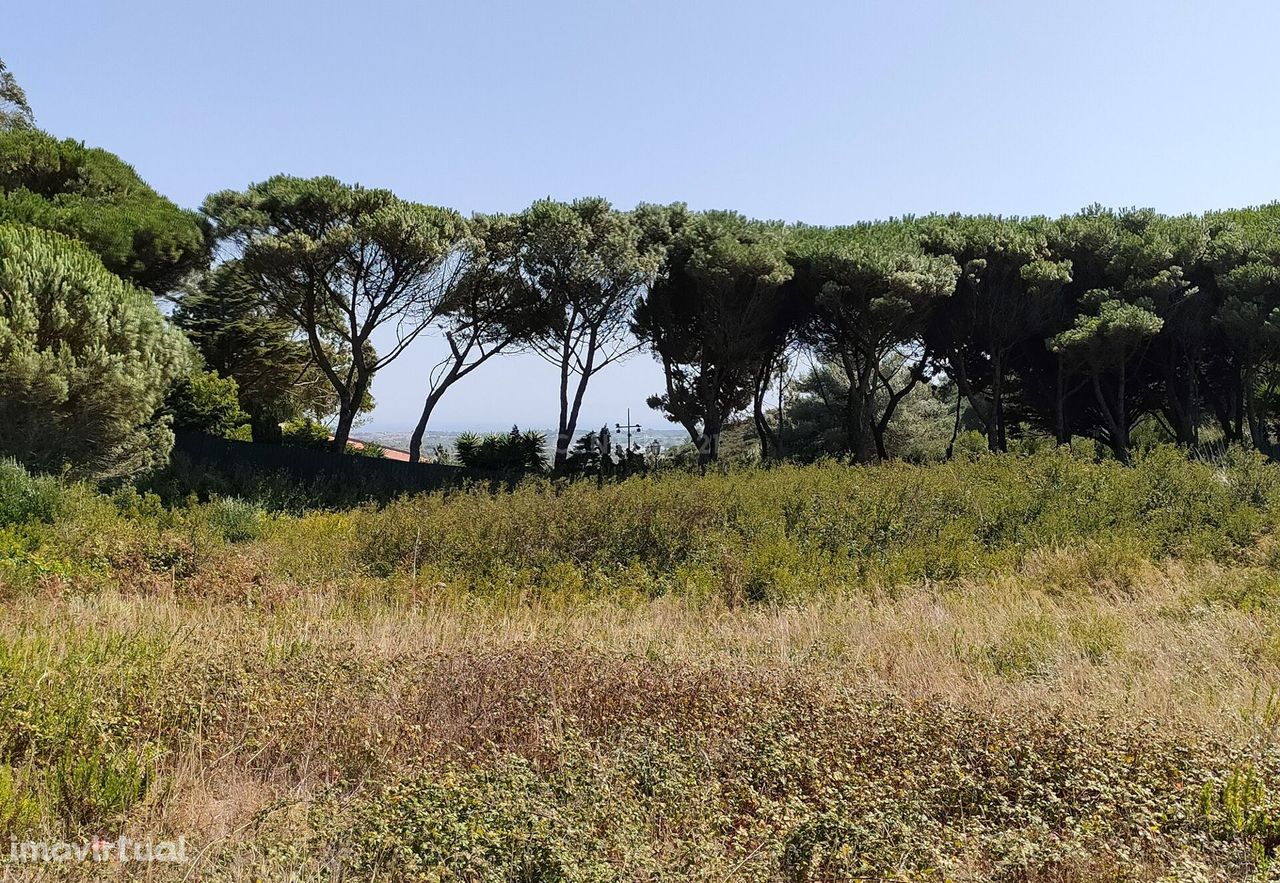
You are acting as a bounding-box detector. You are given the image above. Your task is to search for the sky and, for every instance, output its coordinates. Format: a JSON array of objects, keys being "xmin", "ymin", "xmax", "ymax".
[{"xmin": 8, "ymin": 0, "xmax": 1280, "ymax": 431}]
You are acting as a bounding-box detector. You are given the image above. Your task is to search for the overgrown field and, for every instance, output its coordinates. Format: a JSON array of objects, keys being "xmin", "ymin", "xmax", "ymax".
[{"xmin": 6, "ymin": 449, "xmax": 1280, "ymax": 880}]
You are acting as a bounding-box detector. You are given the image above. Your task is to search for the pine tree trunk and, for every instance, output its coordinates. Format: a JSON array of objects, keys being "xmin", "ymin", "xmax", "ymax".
[{"xmin": 409, "ymin": 382, "xmax": 451, "ymax": 463}]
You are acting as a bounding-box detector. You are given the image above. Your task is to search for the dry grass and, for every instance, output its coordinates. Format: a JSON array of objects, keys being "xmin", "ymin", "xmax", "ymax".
[
  {"xmin": 4, "ymin": 551, "xmax": 1280, "ymax": 879},
  {"xmin": 5, "ymin": 452, "xmax": 1280, "ymax": 879}
]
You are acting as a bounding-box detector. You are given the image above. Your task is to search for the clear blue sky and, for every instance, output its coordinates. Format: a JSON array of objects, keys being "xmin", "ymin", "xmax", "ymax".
[{"xmin": 8, "ymin": 0, "xmax": 1280, "ymax": 431}]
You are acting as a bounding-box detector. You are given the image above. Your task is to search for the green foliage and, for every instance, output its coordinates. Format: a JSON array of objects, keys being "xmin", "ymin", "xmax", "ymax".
[
  {"xmin": 337, "ymin": 697, "xmax": 1271, "ymax": 881},
  {"xmin": 0, "ymin": 57, "xmax": 33, "ymax": 131},
  {"xmin": 1202, "ymin": 764, "xmax": 1280, "ymax": 848},
  {"xmin": 0, "ymin": 630, "xmax": 170, "ymax": 832},
  {"xmin": 3, "ymin": 454, "xmax": 1280, "ymax": 873},
  {"xmin": 454, "ymin": 427, "xmax": 546, "ymax": 472},
  {"xmin": 353, "ymin": 441, "xmax": 386, "ymax": 459},
  {"xmin": 562, "ymin": 428, "xmax": 633, "ymax": 477},
  {"xmin": 165, "ymin": 369, "xmax": 249, "ymax": 438},
  {"xmin": 141, "ymin": 450, "xmax": 489, "ymax": 513},
  {"xmin": 634, "ymin": 211, "xmax": 797, "ymax": 463},
  {"xmin": 281, "ymin": 418, "xmax": 333, "ymax": 449},
  {"xmin": 476, "ymin": 198, "xmax": 664, "ymax": 470},
  {"xmin": 0, "ymin": 459, "xmax": 63, "ymax": 527},
  {"xmin": 1049, "ymin": 298, "xmax": 1164, "ymax": 462},
  {"xmin": 623, "ymin": 203, "xmax": 1280, "ymax": 466},
  {"xmin": 347, "ymin": 758, "xmax": 610, "ymax": 882},
  {"xmin": 0, "ymin": 129, "xmax": 207, "ymax": 291},
  {"xmin": 172, "ymin": 262, "xmax": 340, "ymax": 441},
  {"xmin": 788, "ymin": 221, "xmax": 959, "ymax": 463},
  {"xmin": 0, "ymin": 765, "xmax": 39, "ymax": 834},
  {"xmin": 0, "ymin": 224, "xmax": 193, "ymax": 480},
  {"xmin": 278, "ymin": 419, "xmax": 389, "ymax": 458},
  {"xmin": 203, "ymin": 175, "xmax": 468, "ymax": 451},
  {"xmin": 1051, "ymin": 298, "xmax": 1164, "ymax": 372},
  {"xmin": 49, "ymin": 746, "xmax": 151, "ymax": 828},
  {"xmin": 204, "ymin": 496, "xmax": 265, "ymax": 543},
  {"xmin": 70, "ymin": 444, "xmax": 1280, "ymax": 600},
  {"xmin": 918, "ymin": 214, "xmax": 1069, "ymax": 453},
  {"xmin": 335, "ymin": 446, "xmax": 1276, "ymax": 600}
]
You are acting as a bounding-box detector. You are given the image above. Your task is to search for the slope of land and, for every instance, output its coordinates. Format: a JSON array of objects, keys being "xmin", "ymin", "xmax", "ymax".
[{"xmin": 3, "ymin": 449, "xmax": 1280, "ymax": 881}]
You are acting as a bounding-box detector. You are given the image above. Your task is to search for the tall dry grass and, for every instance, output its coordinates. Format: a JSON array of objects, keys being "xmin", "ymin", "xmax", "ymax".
[{"xmin": 3, "ymin": 449, "xmax": 1280, "ymax": 879}]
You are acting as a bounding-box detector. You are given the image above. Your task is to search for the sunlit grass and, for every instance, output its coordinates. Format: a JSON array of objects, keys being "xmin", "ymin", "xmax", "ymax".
[{"xmin": 3, "ymin": 448, "xmax": 1280, "ymax": 878}]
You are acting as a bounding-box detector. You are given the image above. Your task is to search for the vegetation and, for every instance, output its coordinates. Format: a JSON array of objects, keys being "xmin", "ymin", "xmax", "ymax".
[
  {"xmin": 0, "ymin": 225, "xmax": 192, "ymax": 480},
  {"xmin": 6, "ymin": 53, "xmax": 1280, "ymax": 476},
  {"xmin": 0, "ymin": 459, "xmax": 61, "ymax": 526},
  {"xmin": 11, "ymin": 46, "xmax": 1280, "ymax": 881},
  {"xmin": 1, "ymin": 450, "xmax": 1280, "ymax": 879},
  {"xmin": 0, "ymin": 57, "xmax": 33, "ymax": 131},
  {"xmin": 634, "ymin": 210, "xmax": 795, "ymax": 465},
  {"xmin": 0, "ymin": 128, "xmax": 207, "ymax": 292},
  {"xmin": 176, "ymin": 199, "xmax": 1280, "ymax": 474},
  {"xmin": 454, "ymin": 426, "xmax": 547, "ymax": 472},
  {"xmin": 403, "ymin": 212, "xmax": 547, "ymax": 462},
  {"xmin": 791, "ymin": 222, "xmax": 960, "ymax": 463},
  {"xmin": 479, "ymin": 198, "xmax": 663, "ymax": 471},
  {"xmin": 164, "ymin": 369, "xmax": 250, "ymax": 439},
  {"xmin": 203, "ymin": 176, "xmax": 468, "ymax": 452},
  {"xmin": 275, "ymin": 418, "xmax": 386, "ymax": 459},
  {"xmin": 172, "ymin": 263, "xmax": 342, "ymax": 442}
]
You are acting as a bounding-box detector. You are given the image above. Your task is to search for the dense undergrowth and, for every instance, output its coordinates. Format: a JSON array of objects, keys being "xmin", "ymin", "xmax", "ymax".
[
  {"xmin": 4, "ymin": 448, "xmax": 1280, "ymax": 880},
  {"xmin": 5, "ymin": 445, "xmax": 1278, "ymax": 603}
]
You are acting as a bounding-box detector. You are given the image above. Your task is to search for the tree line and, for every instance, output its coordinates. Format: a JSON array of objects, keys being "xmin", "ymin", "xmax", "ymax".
[
  {"xmin": 187, "ymin": 184, "xmax": 1280, "ymax": 469},
  {"xmin": 3, "ymin": 64, "xmax": 1280, "ymax": 478}
]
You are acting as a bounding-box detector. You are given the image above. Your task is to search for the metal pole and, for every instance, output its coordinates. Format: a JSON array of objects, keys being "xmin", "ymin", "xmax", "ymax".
[{"xmin": 616, "ymin": 409, "xmax": 642, "ymax": 455}]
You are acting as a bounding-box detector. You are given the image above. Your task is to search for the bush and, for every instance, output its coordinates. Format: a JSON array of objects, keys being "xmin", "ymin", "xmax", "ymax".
[
  {"xmin": 336, "ymin": 694, "xmax": 1270, "ymax": 881},
  {"xmin": 205, "ymin": 496, "xmax": 265, "ymax": 544},
  {"xmin": 165, "ymin": 369, "xmax": 249, "ymax": 439},
  {"xmin": 347, "ymin": 758, "xmax": 609, "ymax": 882},
  {"xmin": 0, "ymin": 459, "xmax": 62, "ymax": 527},
  {"xmin": 281, "ymin": 418, "xmax": 332, "ymax": 449},
  {"xmin": 12, "ymin": 444, "xmax": 1280, "ymax": 603},
  {"xmin": 341, "ymin": 446, "xmax": 1277, "ymax": 598},
  {"xmin": 455, "ymin": 427, "xmax": 546, "ymax": 472},
  {"xmin": 0, "ymin": 629, "xmax": 171, "ymax": 832},
  {"xmin": 350, "ymin": 441, "xmax": 385, "ymax": 458}
]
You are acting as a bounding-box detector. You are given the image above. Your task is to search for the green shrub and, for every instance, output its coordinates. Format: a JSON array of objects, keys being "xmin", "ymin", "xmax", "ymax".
[
  {"xmin": 281, "ymin": 418, "xmax": 332, "ymax": 449},
  {"xmin": 346, "ymin": 758, "xmax": 610, "ymax": 882},
  {"xmin": 351, "ymin": 440, "xmax": 386, "ymax": 458},
  {"xmin": 0, "ymin": 459, "xmax": 62, "ymax": 527},
  {"xmin": 0, "ymin": 629, "xmax": 174, "ymax": 831},
  {"xmin": 455, "ymin": 427, "xmax": 546, "ymax": 472},
  {"xmin": 334, "ymin": 695, "xmax": 1273, "ymax": 881},
  {"xmin": 48, "ymin": 747, "xmax": 151, "ymax": 828},
  {"xmin": 0, "ymin": 765, "xmax": 39, "ymax": 836},
  {"xmin": 165, "ymin": 369, "xmax": 249, "ymax": 438},
  {"xmin": 12, "ymin": 444, "xmax": 1280, "ymax": 605},
  {"xmin": 338, "ymin": 446, "xmax": 1277, "ymax": 599},
  {"xmin": 205, "ymin": 496, "xmax": 265, "ymax": 544},
  {"xmin": 1202, "ymin": 763, "xmax": 1280, "ymax": 847}
]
